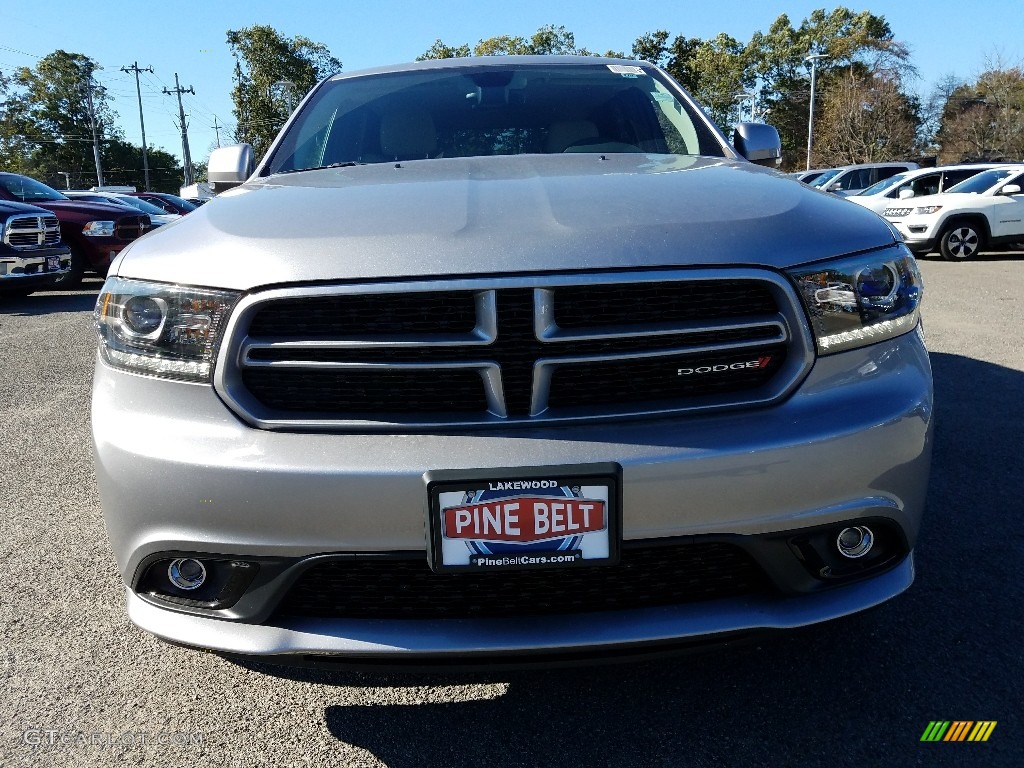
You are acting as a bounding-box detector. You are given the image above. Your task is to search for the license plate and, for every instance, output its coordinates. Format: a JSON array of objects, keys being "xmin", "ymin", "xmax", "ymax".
[
  {"xmin": 46, "ymin": 256, "xmax": 60, "ymax": 271},
  {"xmin": 425, "ymin": 463, "xmax": 621, "ymax": 572}
]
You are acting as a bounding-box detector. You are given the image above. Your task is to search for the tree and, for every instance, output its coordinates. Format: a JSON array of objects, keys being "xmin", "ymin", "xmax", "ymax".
[
  {"xmin": 100, "ymin": 140, "xmax": 183, "ymax": 193},
  {"xmin": 935, "ymin": 65, "xmax": 1024, "ymax": 162},
  {"xmin": 813, "ymin": 70, "xmax": 919, "ymax": 165},
  {"xmin": 419, "ymin": 25, "xmax": 623, "ymax": 60},
  {"xmin": 227, "ymin": 25, "xmax": 341, "ymax": 160},
  {"xmin": 745, "ymin": 8, "xmax": 916, "ymax": 168},
  {"xmin": 1, "ymin": 50, "xmax": 117, "ymax": 182}
]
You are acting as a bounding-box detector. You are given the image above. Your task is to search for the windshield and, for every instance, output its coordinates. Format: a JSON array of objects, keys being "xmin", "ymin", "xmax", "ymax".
[
  {"xmin": 859, "ymin": 173, "xmax": 910, "ymax": 197},
  {"xmin": 264, "ymin": 62, "xmax": 725, "ymax": 174},
  {"xmin": 810, "ymin": 168, "xmax": 842, "ymax": 187},
  {"xmin": 149, "ymin": 194, "xmax": 196, "ymax": 211},
  {"xmin": 946, "ymin": 168, "xmax": 1018, "ymax": 194},
  {"xmin": 0, "ymin": 175, "xmax": 67, "ymax": 203},
  {"xmin": 112, "ymin": 195, "xmax": 171, "ymax": 216}
]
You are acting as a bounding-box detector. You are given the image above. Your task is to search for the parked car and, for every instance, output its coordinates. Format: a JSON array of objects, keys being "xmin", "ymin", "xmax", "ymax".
[
  {"xmin": 891, "ymin": 165, "xmax": 1024, "ymax": 259},
  {"xmin": 63, "ymin": 191, "xmax": 180, "ymax": 226},
  {"xmin": 93, "ymin": 56, "xmax": 931, "ymax": 665},
  {"xmin": 788, "ymin": 168, "xmax": 832, "ymax": 185},
  {"xmin": 0, "ymin": 173, "xmax": 151, "ymax": 287},
  {"xmin": 125, "ymin": 192, "xmax": 198, "ymax": 216},
  {"xmin": 849, "ymin": 164, "xmax": 1006, "ymax": 217},
  {"xmin": 0, "ymin": 200, "xmax": 72, "ymax": 296},
  {"xmin": 811, "ymin": 162, "xmax": 920, "ymax": 196}
]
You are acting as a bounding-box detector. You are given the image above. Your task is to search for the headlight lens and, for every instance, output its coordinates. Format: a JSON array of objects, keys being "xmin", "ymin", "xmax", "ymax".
[
  {"xmin": 94, "ymin": 277, "xmax": 240, "ymax": 382},
  {"xmin": 83, "ymin": 220, "xmax": 115, "ymax": 237},
  {"xmin": 914, "ymin": 205, "xmax": 943, "ymax": 214},
  {"xmin": 787, "ymin": 247, "xmax": 923, "ymax": 355}
]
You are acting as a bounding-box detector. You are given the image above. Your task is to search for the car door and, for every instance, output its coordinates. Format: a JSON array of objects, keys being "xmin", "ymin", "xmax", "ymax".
[{"xmin": 989, "ymin": 172, "xmax": 1024, "ymax": 239}]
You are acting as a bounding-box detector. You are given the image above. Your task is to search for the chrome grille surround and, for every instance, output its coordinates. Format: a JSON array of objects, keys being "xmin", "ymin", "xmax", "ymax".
[
  {"xmin": 4, "ymin": 214, "xmax": 61, "ymax": 249},
  {"xmin": 215, "ymin": 269, "xmax": 816, "ymax": 431}
]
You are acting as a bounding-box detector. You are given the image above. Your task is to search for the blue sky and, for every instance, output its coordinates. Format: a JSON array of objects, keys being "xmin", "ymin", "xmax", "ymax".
[{"xmin": 5, "ymin": 1, "xmax": 1023, "ymax": 167}]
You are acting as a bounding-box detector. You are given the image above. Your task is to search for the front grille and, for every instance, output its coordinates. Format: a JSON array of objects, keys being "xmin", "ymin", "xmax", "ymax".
[
  {"xmin": 114, "ymin": 215, "xmax": 150, "ymax": 240},
  {"xmin": 273, "ymin": 542, "xmax": 773, "ymax": 620},
  {"xmin": 219, "ymin": 271, "xmax": 811, "ymax": 428},
  {"xmin": 4, "ymin": 214, "xmax": 61, "ymax": 249}
]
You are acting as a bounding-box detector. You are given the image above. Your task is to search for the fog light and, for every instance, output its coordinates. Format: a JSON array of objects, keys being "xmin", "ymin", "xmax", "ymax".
[
  {"xmin": 836, "ymin": 526, "xmax": 874, "ymax": 559},
  {"xmin": 167, "ymin": 558, "xmax": 207, "ymax": 590}
]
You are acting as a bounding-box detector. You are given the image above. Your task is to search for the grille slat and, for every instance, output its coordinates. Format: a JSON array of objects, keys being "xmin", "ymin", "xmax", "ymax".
[
  {"xmin": 223, "ymin": 273, "xmax": 805, "ymax": 427},
  {"xmin": 274, "ymin": 542, "xmax": 772, "ymax": 619},
  {"xmin": 3, "ymin": 214, "xmax": 61, "ymax": 249}
]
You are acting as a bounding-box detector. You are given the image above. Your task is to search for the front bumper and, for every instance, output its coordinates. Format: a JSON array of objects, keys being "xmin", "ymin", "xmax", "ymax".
[
  {"xmin": 94, "ymin": 328, "xmax": 933, "ymax": 658},
  {"xmin": 893, "ymin": 219, "xmax": 940, "ymax": 253},
  {"xmin": 128, "ymin": 555, "xmax": 914, "ymax": 659},
  {"xmin": 0, "ymin": 247, "xmax": 71, "ymax": 291}
]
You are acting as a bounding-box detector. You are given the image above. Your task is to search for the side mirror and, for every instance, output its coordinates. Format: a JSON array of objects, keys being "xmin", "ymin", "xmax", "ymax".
[
  {"xmin": 1002, "ymin": 184, "xmax": 1021, "ymax": 195},
  {"xmin": 898, "ymin": 188, "xmax": 916, "ymax": 199},
  {"xmin": 208, "ymin": 144, "xmax": 255, "ymax": 193},
  {"xmin": 828, "ymin": 182, "xmax": 842, "ymax": 192},
  {"xmin": 733, "ymin": 123, "xmax": 782, "ymax": 168}
]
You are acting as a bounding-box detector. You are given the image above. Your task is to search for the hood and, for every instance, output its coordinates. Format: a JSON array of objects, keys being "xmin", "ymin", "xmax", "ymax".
[
  {"xmin": 114, "ymin": 154, "xmax": 898, "ymax": 291},
  {"xmin": 0, "ymin": 200, "xmax": 53, "ymax": 217},
  {"xmin": 36, "ymin": 199, "xmax": 147, "ymax": 218}
]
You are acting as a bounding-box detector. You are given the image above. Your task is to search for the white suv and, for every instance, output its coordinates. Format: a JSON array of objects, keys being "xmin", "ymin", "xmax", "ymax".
[
  {"xmin": 849, "ymin": 164, "xmax": 1004, "ymax": 217},
  {"xmin": 891, "ymin": 166, "xmax": 1024, "ymax": 260},
  {"xmin": 811, "ymin": 162, "xmax": 919, "ymax": 197}
]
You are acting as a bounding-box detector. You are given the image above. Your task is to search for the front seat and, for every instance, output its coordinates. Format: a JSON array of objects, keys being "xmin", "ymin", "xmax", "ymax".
[
  {"xmin": 545, "ymin": 120, "xmax": 601, "ymax": 153},
  {"xmin": 380, "ymin": 111, "xmax": 438, "ymax": 160}
]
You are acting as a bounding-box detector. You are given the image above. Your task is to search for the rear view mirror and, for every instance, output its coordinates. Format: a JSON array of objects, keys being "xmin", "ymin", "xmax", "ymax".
[{"xmin": 733, "ymin": 123, "xmax": 782, "ymax": 168}]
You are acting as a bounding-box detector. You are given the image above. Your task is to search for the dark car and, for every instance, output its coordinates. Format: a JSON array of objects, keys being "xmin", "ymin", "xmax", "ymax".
[
  {"xmin": 0, "ymin": 200, "xmax": 72, "ymax": 296},
  {"xmin": 126, "ymin": 192, "xmax": 198, "ymax": 216},
  {"xmin": 0, "ymin": 173, "xmax": 151, "ymax": 288}
]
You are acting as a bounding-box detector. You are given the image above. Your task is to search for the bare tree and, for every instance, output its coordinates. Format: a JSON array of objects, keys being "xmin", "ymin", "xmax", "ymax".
[
  {"xmin": 813, "ymin": 70, "xmax": 918, "ymax": 165},
  {"xmin": 936, "ymin": 63, "xmax": 1024, "ymax": 162}
]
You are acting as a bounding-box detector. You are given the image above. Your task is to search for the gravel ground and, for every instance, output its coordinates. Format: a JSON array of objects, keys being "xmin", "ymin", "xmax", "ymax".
[{"xmin": 1, "ymin": 255, "xmax": 1021, "ymax": 767}]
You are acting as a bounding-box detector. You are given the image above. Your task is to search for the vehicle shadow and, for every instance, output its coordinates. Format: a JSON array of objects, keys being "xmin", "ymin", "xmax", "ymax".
[
  {"xmin": 244, "ymin": 352, "xmax": 1023, "ymax": 767},
  {"xmin": 0, "ymin": 279, "xmax": 102, "ymax": 316}
]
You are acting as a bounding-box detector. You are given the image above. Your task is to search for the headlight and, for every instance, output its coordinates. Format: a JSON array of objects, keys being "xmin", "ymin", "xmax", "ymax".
[
  {"xmin": 787, "ymin": 247, "xmax": 923, "ymax": 355},
  {"xmin": 83, "ymin": 220, "xmax": 115, "ymax": 237},
  {"xmin": 94, "ymin": 277, "xmax": 240, "ymax": 382},
  {"xmin": 914, "ymin": 205, "xmax": 943, "ymax": 215}
]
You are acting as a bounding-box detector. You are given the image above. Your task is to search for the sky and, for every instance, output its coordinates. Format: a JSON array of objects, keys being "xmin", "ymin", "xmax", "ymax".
[{"xmin": 4, "ymin": 0, "xmax": 1023, "ymax": 170}]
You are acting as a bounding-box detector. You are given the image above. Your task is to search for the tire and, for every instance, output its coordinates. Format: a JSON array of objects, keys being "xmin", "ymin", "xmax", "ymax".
[
  {"xmin": 939, "ymin": 221, "xmax": 985, "ymax": 261},
  {"xmin": 52, "ymin": 245, "xmax": 86, "ymax": 289}
]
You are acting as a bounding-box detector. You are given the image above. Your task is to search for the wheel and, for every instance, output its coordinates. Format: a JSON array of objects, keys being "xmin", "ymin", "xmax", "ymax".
[
  {"xmin": 52, "ymin": 245, "xmax": 86, "ymax": 289},
  {"xmin": 939, "ymin": 221, "xmax": 985, "ymax": 261}
]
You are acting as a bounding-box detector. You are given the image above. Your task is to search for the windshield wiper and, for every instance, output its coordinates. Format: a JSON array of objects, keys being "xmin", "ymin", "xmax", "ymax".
[{"xmin": 275, "ymin": 162, "xmax": 366, "ymax": 175}]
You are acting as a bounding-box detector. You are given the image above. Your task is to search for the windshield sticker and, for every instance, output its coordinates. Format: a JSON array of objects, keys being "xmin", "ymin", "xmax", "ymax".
[
  {"xmin": 607, "ymin": 65, "xmax": 645, "ymax": 76},
  {"xmin": 652, "ymin": 92, "xmax": 675, "ymax": 102}
]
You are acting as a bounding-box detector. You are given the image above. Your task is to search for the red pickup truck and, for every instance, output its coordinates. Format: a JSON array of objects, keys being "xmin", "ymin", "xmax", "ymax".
[{"xmin": 0, "ymin": 173, "xmax": 151, "ymax": 287}]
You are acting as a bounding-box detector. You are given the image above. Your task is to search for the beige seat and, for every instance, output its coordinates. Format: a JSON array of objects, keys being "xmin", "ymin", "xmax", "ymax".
[
  {"xmin": 380, "ymin": 111, "xmax": 438, "ymax": 160},
  {"xmin": 545, "ymin": 120, "xmax": 600, "ymax": 153}
]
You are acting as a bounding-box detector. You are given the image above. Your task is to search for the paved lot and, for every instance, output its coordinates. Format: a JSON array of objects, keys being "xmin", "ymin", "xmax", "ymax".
[{"xmin": 1, "ymin": 255, "xmax": 1022, "ymax": 767}]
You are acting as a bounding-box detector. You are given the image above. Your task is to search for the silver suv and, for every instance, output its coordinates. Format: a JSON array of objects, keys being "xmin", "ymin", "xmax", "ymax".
[{"xmin": 92, "ymin": 57, "xmax": 932, "ymax": 665}]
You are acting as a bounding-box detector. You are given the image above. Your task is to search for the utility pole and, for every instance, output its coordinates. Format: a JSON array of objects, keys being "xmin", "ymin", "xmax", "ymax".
[
  {"xmin": 121, "ymin": 62, "xmax": 154, "ymax": 191},
  {"xmin": 211, "ymin": 116, "xmax": 222, "ymax": 148},
  {"xmin": 81, "ymin": 66, "xmax": 104, "ymax": 188},
  {"xmin": 164, "ymin": 73, "xmax": 196, "ymax": 187},
  {"xmin": 804, "ymin": 53, "xmax": 830, "ymax": 171}
]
